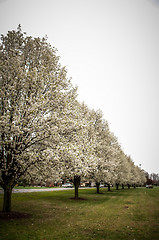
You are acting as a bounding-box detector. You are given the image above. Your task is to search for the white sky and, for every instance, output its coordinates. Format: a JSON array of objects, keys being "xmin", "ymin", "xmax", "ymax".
[{"xmin": 0, "ymin": 0, "xmax": 159, "ymax": 174}]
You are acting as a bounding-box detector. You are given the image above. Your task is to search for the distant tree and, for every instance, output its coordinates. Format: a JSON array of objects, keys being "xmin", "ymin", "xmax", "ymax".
[
  {"xmin": 112, "ymin": 149, "xmax": 126, "ymax": 190},
  {"xmin": 134, "ymin": 166, "xmax": 146, "ymax": 187},
  {"xmin": 88, "ymin": 110, "xmax": 122, "ymax": 193},
  {"xmin": 60, "ymin": 103, "xmax": 97, "ymax": 199},
  {"xmin": 0, "ymin": 26, "xmax": 77, "ymax": 212},
  {"xmin": 149, "ymin": 173, "xmax": 159, "ymax": 185},
  {"xmin": 87, "ymin": 110, "xmax": 106, "ymax": 193}
]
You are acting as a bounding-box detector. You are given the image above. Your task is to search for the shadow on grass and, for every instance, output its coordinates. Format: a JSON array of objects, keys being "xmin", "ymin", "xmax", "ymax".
[{"xmin": 0, "ymin": 211, "xmax": 32, "ymax": 220}]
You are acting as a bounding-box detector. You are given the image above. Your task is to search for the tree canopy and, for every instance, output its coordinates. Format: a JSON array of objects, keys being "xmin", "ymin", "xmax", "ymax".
[{"xmin": 0, "ymin": 26, "xmax": 146, "ymax": 211}]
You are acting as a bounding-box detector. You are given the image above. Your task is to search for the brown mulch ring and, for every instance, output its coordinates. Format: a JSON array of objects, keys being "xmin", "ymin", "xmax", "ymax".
[{"xmin": 0, "ymin": 211, "xmax": 32, "ymax": 220}]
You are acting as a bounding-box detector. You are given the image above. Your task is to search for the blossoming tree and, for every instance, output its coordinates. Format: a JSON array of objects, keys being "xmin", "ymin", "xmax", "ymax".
[
  {"xmin": 58, "ymin": 102, "xmax": 97, "ymax": 199},
  {"xmin": 86, "ymin": 109, "xmax": 121, "ymax": 193},
  {"xmin": 0, "ymin": 26, "xmax": 77, "ymax": 211}
]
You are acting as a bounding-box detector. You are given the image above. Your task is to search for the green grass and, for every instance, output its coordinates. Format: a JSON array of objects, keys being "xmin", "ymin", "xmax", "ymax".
[{"xmin": 0, "ymin": 187, "xmax": 159, "ymax": 240}]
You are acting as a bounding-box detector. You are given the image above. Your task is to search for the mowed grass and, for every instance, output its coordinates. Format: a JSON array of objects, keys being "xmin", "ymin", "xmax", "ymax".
[{"xmin": 0, "ymin": 187, "xmax": 159, "ymax": 240}]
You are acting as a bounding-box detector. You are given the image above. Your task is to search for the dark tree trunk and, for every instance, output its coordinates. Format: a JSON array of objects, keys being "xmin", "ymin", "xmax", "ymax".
[
  {"xmin": 133, "ymin": 184, "xmax": 136, "ymax": 189},
  {"xmin": 3, "ymin": 185, "xmax": 13, "ymax": 212},
  {"xmin": 108, "ymin": 183, "xmax": 111, "ymax": 191},
  {"xmin": 116, "ymin": 183, "xmax": 119, "ymax": 190},
  {"xmin": 96, "ymin": 182, "xmax": 100, "ymax": 194},
  {"xmin": 127, "ymin": 184, "xmax": 130, "ymax": 189},
  {"xmin": 122, "ymin": 184, "xmax": 124, "ymax": 189},
  {"xmin": 73, "ymin": 175, "xmax": 81, "ymax": 199}
]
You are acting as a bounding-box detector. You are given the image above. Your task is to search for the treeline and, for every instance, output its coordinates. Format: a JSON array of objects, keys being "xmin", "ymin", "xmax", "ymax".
[
  {"xmin": 145, "ymin": 173, "xmax": 159, "ymax": 186},
  {"xmin": 0, "ymin": 26, "xmax": 146, "ymax": 212}
]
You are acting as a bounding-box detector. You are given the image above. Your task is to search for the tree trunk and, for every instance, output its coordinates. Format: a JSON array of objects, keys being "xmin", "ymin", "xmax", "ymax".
[
  {"xmin": 73, "ymin": 175, "xmax": 81, "ymax": 199},
  {"xmin": 122, "ymin": 184, "xmax": 124, "ymax": 189},
  {"xmin": 96, "ymin": 182, "xmax": 100, "ymax": 194},
  {"xmin": 116, "ymin": 183, "xmax": 119, "ymax": 190},
  {"xmin": 3, "ymin": 185, "xmax": 13, "ymax": 212},
  {"xmin": 127, "ymin": 184, "xmax": 130, "ymax": 189},
  {"xmin": 108, "ymin": 183, "xmax": 111, "ymax": 191}
]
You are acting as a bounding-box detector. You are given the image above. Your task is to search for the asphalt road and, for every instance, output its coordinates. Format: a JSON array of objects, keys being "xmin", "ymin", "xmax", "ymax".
[{"xmin": 0, "ymin": 187, "xmax": 75, "ymax": 194}]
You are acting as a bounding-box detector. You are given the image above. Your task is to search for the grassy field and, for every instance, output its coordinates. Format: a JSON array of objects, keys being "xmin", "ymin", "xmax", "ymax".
[{"xmin": 0, "ymin": 187, "xmax": 159, "ymax": 240}]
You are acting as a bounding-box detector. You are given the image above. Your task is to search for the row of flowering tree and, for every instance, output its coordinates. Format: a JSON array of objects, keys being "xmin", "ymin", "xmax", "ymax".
[{"xmin": 0, "ymin": 26, "xmax": 146, "ymax": 212}]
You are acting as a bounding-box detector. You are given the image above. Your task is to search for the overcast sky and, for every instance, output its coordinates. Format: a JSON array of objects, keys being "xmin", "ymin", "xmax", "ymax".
[{"xmin": 0, "ymin": 0, "xmax": 159, "ymax": 174}]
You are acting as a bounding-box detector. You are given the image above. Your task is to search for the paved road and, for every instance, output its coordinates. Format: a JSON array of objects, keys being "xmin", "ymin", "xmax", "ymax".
[{"xmin": 0, "ymin": 187, "xmax": 75, "ymax": 194}]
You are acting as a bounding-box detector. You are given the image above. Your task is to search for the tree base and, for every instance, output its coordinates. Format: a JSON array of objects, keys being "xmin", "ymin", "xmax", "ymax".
[{"xmin": 70, "ymin": 197, "xmax": 86, "ymax": 201}]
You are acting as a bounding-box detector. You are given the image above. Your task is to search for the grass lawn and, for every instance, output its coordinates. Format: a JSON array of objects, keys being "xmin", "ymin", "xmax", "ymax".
[{"xmin": 0, "ymin": 187, "xmax": 159, "ymax": 240}]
